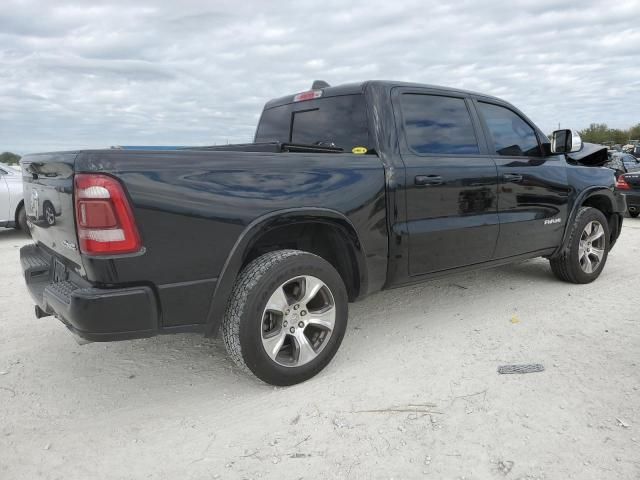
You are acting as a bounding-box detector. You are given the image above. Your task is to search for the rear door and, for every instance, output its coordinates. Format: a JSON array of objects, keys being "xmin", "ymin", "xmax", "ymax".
[
  {"xmin": 393, "ymin": 89, "xmax": 499, "ymax": 276},
  {"xmin": 474, "ymin": 100, "xmax": 570, "ymax": 258}
]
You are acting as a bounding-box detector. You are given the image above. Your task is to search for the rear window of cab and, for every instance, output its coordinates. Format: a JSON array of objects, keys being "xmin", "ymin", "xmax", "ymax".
[{"xmin": 255, "ymin": 94, "xmax": 370, "ymax": 152}]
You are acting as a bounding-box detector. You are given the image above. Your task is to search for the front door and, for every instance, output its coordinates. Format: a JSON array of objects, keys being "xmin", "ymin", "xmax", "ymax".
[
  {"xmin": 394, "ymin": 91, "xmax": 499, "ymax": 276},
  {"xmin": 474, "ymin": 100, "xmax": 570, "ymax": 258}
]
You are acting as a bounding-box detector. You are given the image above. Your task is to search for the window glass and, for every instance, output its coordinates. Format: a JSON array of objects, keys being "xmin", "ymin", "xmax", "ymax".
[
  {"xmin": 400, "ymin": 94, "xmax": 479, "ymax": 154},
  {"xmin": 604, "ymin": 156, "xmax": 624, "ymax": 173},
  {"xmin": 478, "ymin": 102, "xmax": 541, "ymax": 157},
  {"xmin": 255, "ymin": 94, "xmax": 369, "ymax": 151},
  {"xmin": 622, "ymin": 154, "xmax": 639, "ymax": 167}
]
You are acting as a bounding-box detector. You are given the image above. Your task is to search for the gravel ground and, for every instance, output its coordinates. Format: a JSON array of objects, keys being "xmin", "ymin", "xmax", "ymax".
[{"xmin": 1, "ymin": 221, "xmax": 639, "ymax": 480}]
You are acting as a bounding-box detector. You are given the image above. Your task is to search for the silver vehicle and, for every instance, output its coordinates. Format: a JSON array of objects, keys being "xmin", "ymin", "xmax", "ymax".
[{"xmin": 0, "ymin": 162, "xmax": 28, "ymax": 233}]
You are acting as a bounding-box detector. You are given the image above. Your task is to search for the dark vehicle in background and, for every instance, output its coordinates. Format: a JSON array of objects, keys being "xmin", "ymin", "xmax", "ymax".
[
  {"xmin": 615, "ymin": 171, "xmax": 640, "ymax": 217},
  {"xmin": 619, "ymin": 152, "xmax": 640, "ymax": 171},
  {"xmin": 605, "ymin": 152, "xmax": 640, "ymax": 176},
  {"xmin": 606, "ymin": 152, "xmax": 640, "ymax": 217},
  {"xmin": 19, "ymin": 80, "xmax": 626, "ymax": 385}
]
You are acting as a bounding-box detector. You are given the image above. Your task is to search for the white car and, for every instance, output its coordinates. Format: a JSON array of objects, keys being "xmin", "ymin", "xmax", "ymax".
[{"xmin": 0, "ymin": 162, "xmax": 28, "ymax": 233}]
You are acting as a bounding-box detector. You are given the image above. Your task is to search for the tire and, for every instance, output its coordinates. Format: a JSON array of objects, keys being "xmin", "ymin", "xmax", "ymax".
[
  {"xmin": 222, "ymin": 250, "xmax": 348, "ymax": 386},
  {"xmin": 629, "ymin": 211, "xmax": 639, "ymax": 218},
  {"xmin": 43, "ymin": 201, "xmax": 56, "ymax": 227},
  {"xmin": 16, "ymin": 204, "xmax": 30, "ymax": 235},
  {"xmin": 549, "ymin": 207, "xmax": 610, "ymax": 284}
]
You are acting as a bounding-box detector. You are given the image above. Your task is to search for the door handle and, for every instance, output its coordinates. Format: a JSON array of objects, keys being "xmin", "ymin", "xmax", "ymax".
[
  {"xmin": 502, "ymin": 173, "xmax": 523, "ymax": 183},
  {"xmin": 415, "ymin": 175, "xmax": 443, "ymax": 186}
]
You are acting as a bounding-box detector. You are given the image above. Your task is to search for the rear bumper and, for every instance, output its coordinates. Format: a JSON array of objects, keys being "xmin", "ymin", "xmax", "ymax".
[
  {"xmin": 620, "ymin": 191, "xmax": 640, "ymax": 211},
  {"xmin": 20, "ymin": 243, "xmax": 159, "ymax": 342}
]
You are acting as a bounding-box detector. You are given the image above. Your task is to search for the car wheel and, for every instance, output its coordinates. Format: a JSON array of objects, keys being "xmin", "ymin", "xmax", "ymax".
[
  {"xmin": 43, "ymin": 201, "xmax": 56, "ymax": 226},
  {"xmin": 16, "ymin": 204, "xmax": 30, "ymax": 236},
  {"xmin": 222, "ymin": 249, "xmax": 348, "ymax": 386},
  {"xmin": 549, "ymin": 207, "xmax": 609, "ymax": 284},
  {"xmin": 629, "ymin": 211, "xmax": 639, "ymax": 218}
]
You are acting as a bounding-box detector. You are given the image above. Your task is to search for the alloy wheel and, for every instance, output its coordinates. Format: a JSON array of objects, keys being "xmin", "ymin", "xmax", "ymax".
[
  {"xmin": 260, "ymin": 275, "xmax": 336, "ymax": 367},
  {"xmin": 45, "ymin": 205, "xmax": 55, "ymax": 225},
  {"xmin": 578, "ymin": 220, "xmax": 605, "ymax": 273}
]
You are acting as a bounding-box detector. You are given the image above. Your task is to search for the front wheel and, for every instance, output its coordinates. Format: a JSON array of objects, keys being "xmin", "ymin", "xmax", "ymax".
[
  {"xmin": 16, "ymin": 204, "xmax": 30, "ymax": 235},
  {"xmin": 549, "ymin": 207, "xmax": 610, "ymax": 284},
  {"xmin": 222, "ymin": 250, "xmax": 348, "ymax": 386},
  {"xmin": 629, "ymin": 211, "xmax": 639, "ymax": 218},
  {"xmin": 43, "ymin": 202, "xmax": 56, "ymax": 227}
]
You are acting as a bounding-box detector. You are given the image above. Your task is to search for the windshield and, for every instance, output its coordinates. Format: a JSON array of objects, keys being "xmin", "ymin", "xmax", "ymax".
[{"xmin": 255, "ymin": 94, "xmax": 370, "ymax": 151}]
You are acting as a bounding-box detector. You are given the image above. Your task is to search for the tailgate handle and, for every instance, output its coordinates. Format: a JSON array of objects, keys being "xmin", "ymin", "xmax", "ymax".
[
  {"xmin": 502, "ymin": 173, "xmax": 523, "ymax": 183},
  {"xmin": 415, "ymin": 175, "xmax": 443, "ymax": 186}
]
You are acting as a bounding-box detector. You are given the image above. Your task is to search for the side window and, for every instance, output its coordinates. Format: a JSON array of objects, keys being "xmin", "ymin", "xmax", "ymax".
[
  {"xmin": 400, "ymin": 94, "xmax": 480, "ymax": 155},
  {"xmin": 478, "ymin": 102, "xmax": 541, "ymax": 157}
]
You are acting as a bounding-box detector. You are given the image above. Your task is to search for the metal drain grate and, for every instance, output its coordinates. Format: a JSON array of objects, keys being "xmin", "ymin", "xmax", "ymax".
[{"xmin": 497, "ymin": 364, "xmax": 545, "ymax": 374}]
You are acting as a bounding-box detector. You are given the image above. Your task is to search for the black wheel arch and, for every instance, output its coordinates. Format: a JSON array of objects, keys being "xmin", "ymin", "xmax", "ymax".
[
  {"xmin": 204, "ymin": 208, "xmax": 368, "ymax": 337},
  {"xmin": 553, "ymin": 187, "xmax": 623, "ymax": 258}
]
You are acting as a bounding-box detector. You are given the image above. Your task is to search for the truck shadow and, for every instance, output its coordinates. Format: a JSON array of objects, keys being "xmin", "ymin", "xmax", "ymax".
[
  {"xmin": 0, "ymin": 227, "xmax": 30, "ymax": 240},
  {"xmin": 6, "ymin": 256, "xmax": 564, "ymax": 411},
  {"xmin": 63, "ymin": 258, "xmax": 556, "ymax": 390}
]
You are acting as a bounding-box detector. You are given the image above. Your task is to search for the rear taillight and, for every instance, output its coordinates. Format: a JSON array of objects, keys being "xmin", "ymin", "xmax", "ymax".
[
  {"xmin": 615, "ymin": 175, "xmax": 631, "ymax": 190},
  {"xmin": 74, "ymin": 174, "xmax": 142, "ymax": 255}
]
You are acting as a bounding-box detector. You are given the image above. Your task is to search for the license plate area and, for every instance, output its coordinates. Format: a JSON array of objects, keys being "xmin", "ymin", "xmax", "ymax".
[{"xmin": 51, "ymin": 258, "xmax": 68, "ymax": 283}]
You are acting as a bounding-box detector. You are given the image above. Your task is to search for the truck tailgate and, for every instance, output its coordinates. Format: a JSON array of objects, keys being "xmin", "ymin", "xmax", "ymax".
[{"xmin": 21, "ymin": 152, "xmax": 84, "ymax": 270}]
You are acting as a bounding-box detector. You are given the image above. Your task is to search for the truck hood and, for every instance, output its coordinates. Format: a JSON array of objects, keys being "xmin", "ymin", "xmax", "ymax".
[{"xmin": 567, "ymin": 142, "xmax": 608, "ymax": 167}]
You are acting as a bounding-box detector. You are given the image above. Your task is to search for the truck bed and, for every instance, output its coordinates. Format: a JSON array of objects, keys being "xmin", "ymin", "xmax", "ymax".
[{"xmin": 20, "ymin": 147, "xmax": 388, "ymax": 335}]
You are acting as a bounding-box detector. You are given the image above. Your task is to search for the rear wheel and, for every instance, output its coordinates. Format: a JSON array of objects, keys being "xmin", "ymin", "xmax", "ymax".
[
  {"xmin": 222, "ymin": 250, "xmax": 348, "ymax": 386},
  {"xmin": 629, "ymin": 211, "xmax": 639, "ymax": 218},
  {"xmin": 549, "ymin": 207, "xmax": 609, "ymax": 284}
]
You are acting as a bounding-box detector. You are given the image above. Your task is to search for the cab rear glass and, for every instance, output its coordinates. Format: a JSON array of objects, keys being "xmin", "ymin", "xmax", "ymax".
[{"xmin": 254, "ymin": 94, "xmax": 370, "ymax": 151}]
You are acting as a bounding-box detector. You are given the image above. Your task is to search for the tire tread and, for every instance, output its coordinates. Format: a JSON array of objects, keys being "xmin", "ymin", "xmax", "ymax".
[
  {"xmin": 222, "ymin": 249, "xmax": 305, "ymax": 374},
  {"xmin": 549, "ymin": 206, "xmax": 608, "ymax": 284},
  {"xmin": 16, "ymin": 204, "xmax": 28, "ymax": 233}
]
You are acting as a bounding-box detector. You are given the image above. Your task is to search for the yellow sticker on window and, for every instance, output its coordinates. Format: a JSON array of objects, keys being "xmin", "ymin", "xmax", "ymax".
[{"xmin": 352, "ymin": 146, "xmax": 368, "ymax": 154}]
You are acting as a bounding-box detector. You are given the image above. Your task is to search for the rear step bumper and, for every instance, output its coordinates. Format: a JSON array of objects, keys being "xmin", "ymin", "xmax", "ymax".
[{"xmin": 20, "ymin": 244, "xmax": 159, "ymax": 342}]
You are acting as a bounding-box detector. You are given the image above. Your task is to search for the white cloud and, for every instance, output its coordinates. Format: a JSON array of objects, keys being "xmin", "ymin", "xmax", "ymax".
[{"xmin": 0, "ymin": 0, "xmax": 638, "ymax": 153}]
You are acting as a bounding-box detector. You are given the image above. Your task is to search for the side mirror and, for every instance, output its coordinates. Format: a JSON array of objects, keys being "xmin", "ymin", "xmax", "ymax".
[{"xmin": 551, "ymin": 129, "xmax": 583, "ymax": 154}]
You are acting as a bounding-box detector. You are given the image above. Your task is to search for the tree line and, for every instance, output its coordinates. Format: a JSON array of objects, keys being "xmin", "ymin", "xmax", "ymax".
[
  {"xmin": 578, "ymin": 123, "xmax": 640, "ymax": 145},
  {"xmin": 0, "ymin": 152, "xmax": 21, "ymax": 165}
]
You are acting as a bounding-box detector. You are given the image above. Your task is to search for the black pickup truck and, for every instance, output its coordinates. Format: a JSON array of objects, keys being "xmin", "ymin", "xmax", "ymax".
[{"xmin": 20, "ymin": 80, "xmax": 625, "ymax": 385}]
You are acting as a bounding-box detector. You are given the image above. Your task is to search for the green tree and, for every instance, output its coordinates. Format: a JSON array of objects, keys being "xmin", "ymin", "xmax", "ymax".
[
  {"xmin": 628, "ymin": 123, "xmax": 640, "ymax": 141},
  {"xmin": 579, "ymin": 123, "xmax": 611, "ymax": 144},
  {"xmin": 610, "ymin": 129, "xmax": 627, "ymax": 145},
  {"xmin": 0, "ymin": 152, "xmax": 21, "ymax": 165},
  {"xmin": 578, "ymin": 124, "xmax": 640, "ymax": 145}
]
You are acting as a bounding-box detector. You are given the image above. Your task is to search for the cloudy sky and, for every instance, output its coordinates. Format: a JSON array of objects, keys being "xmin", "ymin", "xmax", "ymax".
[{"xmin": 1, "ymin": 0, "xmax": 639, "ymax": 154}]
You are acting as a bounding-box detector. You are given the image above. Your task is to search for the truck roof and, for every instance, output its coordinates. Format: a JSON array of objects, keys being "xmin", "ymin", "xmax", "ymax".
[{"xmin": 263, "ymin": 80, "xmax": 503, "ymax": 110}]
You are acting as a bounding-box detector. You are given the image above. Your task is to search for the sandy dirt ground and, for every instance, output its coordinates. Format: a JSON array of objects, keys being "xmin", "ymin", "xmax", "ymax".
[{"xmin": 1, "ymin": 221, "xmax": 639, "ymax": 480}]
